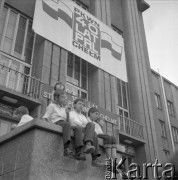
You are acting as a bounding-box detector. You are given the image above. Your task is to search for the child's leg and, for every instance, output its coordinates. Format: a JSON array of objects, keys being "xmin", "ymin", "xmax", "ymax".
[
  {"xmin": 104, "ymin": 144, "xmax": 112, "ymax": 159},
  {"xmin": 111, "ymin": 144, "xmax": 117, "ymax": 159}
]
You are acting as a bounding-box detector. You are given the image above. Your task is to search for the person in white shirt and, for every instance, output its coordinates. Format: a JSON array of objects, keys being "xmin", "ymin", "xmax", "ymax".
[
  {"xmin": 11, "ymin": 106, "xmax": 33, "ymax": 130},
  {"xmin": 88, "ymin": 107, "xmax": 128, "ymax": 177},
  {"xmin": 43, "ymin": 90, "xmax": 75, "ymax": 158},
  {"xmin": 69, "ymin": 99, "xmax": 104, "ymax": 166}
]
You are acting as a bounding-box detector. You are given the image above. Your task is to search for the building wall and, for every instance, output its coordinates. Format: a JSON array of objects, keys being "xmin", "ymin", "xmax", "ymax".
[
  {"xmin": 151, "ymin": 70, "xmax": 178, "ymax": 162},
  {"xmin": 2, "ymin": 0, "xmax": 178, "ymax": 175},
  {"xmin": 121, "ymin": 0, "xmax": 160, "ymax": 169}
]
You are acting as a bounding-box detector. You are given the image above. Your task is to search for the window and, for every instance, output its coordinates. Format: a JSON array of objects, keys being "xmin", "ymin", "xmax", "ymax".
[
  {"xmin": 155, "ymin": 93, "xmax": 162, "ymax": 109},
  {"xmin": 0, "ymin": 6, "xmax": 34, "ymax": 64},
  {"xmin": 66, "ymin": 52, "xmax": 88, "ymax": 99},
  {"xmin": 163, "ymin": 149, "xmax": 170, "ymax": 161},
  {"xmin": 71, "ymin": 0, "xmax": 89, "ymax": 11},
  {"xmin": 167, "ymin": 101, "xmax": 175, "ymax": 116},
  {"xmin": 159, "ymin": 120, "xmax": 166, "ymax": 138},
  {"xmin": 111, "ymin": 24, "xmax": 123, "ymax": 36},
  {"xmin": 0, "ymin": 6, "xmax": 34, "ymax": 92},
  {"xmin": 172, "ymin": 126, "xmax": 178, "ymax": 143},
  {"xmin": 116, "ymin": 79, "xmax": 128, "ymax": 110},
  {"xmin": 117, "ymin": 107, "xmax": 129, "ymax": 134}
]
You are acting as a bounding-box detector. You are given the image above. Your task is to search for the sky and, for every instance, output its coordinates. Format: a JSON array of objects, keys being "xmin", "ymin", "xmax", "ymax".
[{"xmin": 143, "ymin": 0, "xmax": 178, "ymax": 86}]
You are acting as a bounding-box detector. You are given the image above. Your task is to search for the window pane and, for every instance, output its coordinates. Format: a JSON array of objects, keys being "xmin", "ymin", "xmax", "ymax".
[
  {"xmin": 81, "ymin": 91, "xmax": 87, "ymax": 100},
  {"xmin": 18, "ymin": 66, "xmax": 30, "ymax": 93},
  {"xmin": 24, "ymin": 21, "xmax": 34, "ymax": 64},
  {"xmin": 155, "ymin": 93, "xmax": 161, "ymax": 109},
  {"xmin": 124, "ymin": 111, "xmax": 129, "ymax": 118},
  {"xmin": 172, "ymin": 127, "xmax": 178, "ymax": 142},
  {"xmin": 81, "ymin": 75, "xmax": 87, "ymax": 90},
  {"xmin": 74, "ymin": 56, "xmax": 80, "ymax": 84},
  {"xmin": 0, "ymin": 55, "xmax": 9, "ymax": 85},
  {"xmin": 122, "ymin": 81, "xmax": 128, "ymax": 109},
  {"xmin": 81, "ymin": 60, "xmax": 87, "ymax": 90},
  {"xmin": 7, "ymin": 60, "xmax": 20, "ymax": 90},
  {"xmin": 67, "ymin": 52, "xmax": 73, "ymax": 77},
  {"xmin": 0, "ymin": 7, "xmax": 8, "ymax": 43},
  {"xmin": 119, "ymin": 109, "xmax": 123, "ymax": 116},
  {"xmin": 14, "ymin": 16, "xmax": 26, "ymax": 58},
  {"xmin": 117, "ymin": 79, "xmax": 122, "ymax": 106},
  {"xmin": 167, "ymin": 101, "xmax": 174, "ymax": 116},
  {"xmin": 164, "ymin": 150, "xmax": 170, "ymax": 161},
  {"xmin": 160, "ymin": 120, "xmax": 166, "ymax": 137},
  {"xmin": 3, "ymin": 11, "xmax": 17, "ymax": 53}
]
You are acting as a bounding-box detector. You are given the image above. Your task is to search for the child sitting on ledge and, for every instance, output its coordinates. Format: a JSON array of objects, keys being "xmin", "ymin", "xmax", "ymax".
[{"xmin": 87, "ymin": 107, "xmax": 128, "ymax": 178}]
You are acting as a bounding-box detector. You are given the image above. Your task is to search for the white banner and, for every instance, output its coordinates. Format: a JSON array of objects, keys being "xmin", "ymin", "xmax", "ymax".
[{"xmin": 33, "ymin": 0, "xmax": 127, "ymax": 81}]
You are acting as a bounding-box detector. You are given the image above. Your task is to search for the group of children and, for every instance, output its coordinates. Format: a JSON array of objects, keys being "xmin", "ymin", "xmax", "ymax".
[
  {"xmin": 42, "ymin": 82, "xmax": 121, "ymax": 167},
  {"xmin": 13, "ymin": 82, "xmax": 127, "ymax": 176}
]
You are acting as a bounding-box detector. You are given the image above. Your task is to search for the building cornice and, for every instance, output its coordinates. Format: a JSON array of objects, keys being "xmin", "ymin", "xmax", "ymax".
[{"xmin": 137, "ymin": 0, "xmax": 150, "ymax": 12}]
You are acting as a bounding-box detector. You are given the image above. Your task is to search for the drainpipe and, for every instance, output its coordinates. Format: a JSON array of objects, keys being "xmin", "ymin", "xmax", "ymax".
[{"xmin": 159, "ymin": 74, "xmax": 175, "ymax": 152}]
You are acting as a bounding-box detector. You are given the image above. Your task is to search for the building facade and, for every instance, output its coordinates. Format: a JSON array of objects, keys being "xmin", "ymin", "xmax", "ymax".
[{"xmin": 0, "ymin": 0, "xmax": 178, "ymax": 177}]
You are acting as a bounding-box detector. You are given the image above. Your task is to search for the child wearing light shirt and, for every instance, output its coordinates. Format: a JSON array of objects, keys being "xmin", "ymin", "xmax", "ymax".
[
  {"xmin": 43, "ymin": 90, "xmax": 75, "ymax": 158},
  {"xmin": 88, "ymin": 107, "xmax": 128, "ymax": 177},
  {"xmin": 69, "ymin": 98, "xmax": 104, "ymax": 166},
  {"xmin": 11, "ymin": 106, "xmax": 33, "ymax": 130}
]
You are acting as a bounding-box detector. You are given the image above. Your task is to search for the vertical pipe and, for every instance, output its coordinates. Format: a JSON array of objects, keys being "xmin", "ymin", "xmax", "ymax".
[{"xmin": 160, "ymin": 74, "xmax": 175, "ymax": 152}]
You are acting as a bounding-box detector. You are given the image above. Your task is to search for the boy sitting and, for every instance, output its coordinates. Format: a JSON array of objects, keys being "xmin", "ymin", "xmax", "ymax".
[
  {"xmin": 88, "ymin": 107, "xmax": 128, "ymax": 176},
  {"xmin": 69, "ymin": 98, "xmax": 105, "ymax": 166}
]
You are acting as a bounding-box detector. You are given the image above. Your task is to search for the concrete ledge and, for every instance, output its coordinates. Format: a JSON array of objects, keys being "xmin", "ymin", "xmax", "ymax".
[
  {"xmin": 0, "ymin": 119, "xmax": 63, "ymax": 146},
  {"xmin": 0, "ymin": 119, "xmax": 117, "ymax": 180},
  {"xmin": 0, "ymin": 119, "xmax": 127, "ymax": 154}
]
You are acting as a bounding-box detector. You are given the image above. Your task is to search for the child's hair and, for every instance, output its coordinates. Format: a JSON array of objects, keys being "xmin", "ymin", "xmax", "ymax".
[
  {"xmin": 73, "ymin": 98, "xmax": 85, "ymax": 105},
  {"xmin": 53, "ymin": 89, "xmax": 66, "ymax": 101},
  {"xmin": 15, "ymin": 106, "xmax": 29, "ymax": 115},
  {"xmin": 54, "ymin": 82, "xmax": 65, "ymax": 91},
  {"xmin": 88, "ymin": 107, "xmax": 99, "ymax": 117}
]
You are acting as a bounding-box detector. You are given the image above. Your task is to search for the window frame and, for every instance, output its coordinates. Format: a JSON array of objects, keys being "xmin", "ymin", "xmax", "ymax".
[
  {"xmin": 66, "ymin": 52, "xmax": 88, "ymax": 100},
  {"xmin": 0, "ymin": 5, "xmax": 34, "ymax": 65},
  {"xmin": 167, "ymin": 100, "xmax": 175, "ymax": 116},
  {"xmin": 163, "ymin": 149, "xmax": 170, "ymax": 161},
  {"xmin": 172, "ymin": 126, "xmax": 178, "ymax": 143},
  {"xmin": 116, "ymin": 78, "xmax": 129, "ymax": 111},
  {"xmin": 159, "ymin": 120, "xmax": 167, "ymax": 138},
  {"xmin": 154, "ymin": 93, "xmax": 162, "ymax": 109}
]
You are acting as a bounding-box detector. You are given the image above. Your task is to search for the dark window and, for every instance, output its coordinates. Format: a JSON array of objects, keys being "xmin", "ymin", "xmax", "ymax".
[
  {"xmin": 159, "ymin": 120, "xmax": 166, "ymax": 137},
  {"xmin": 117, "ymin": 79, "xmax": 128, "ymax": 110},
  {"xmin": 67, "ymin": 52, "xmax": 88, "ymax": 99},
  {"xmin": 172, "ymin": 126, "xmax": 178, "ymax": 143},
  {"xmin": 0, "ymin": 6, "xmax": 34, "ymax": 64},
  {"xmin": 155, "ymin": 93, "xmax": 162, "ymax": 109},
  {"xmin": 163, "ymin": 149, "xmax": 170, "ymax": 161},
  {"xmin": 167, "ymin": 100, "xmax": 175, "ymax": 116}
]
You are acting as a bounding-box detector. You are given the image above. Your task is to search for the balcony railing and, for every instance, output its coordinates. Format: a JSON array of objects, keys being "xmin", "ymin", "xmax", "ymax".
[
  {"xmin": 0, "ymin": 63, "xmax": 43, "ymax": 99},
  {"xmin": 118, "ymin": 115, "xmax": 144, "ymax": 140}
]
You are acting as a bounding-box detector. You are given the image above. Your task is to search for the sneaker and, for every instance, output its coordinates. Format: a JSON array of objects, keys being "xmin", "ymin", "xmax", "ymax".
[
  {"xmin": 92, "ymin": 158, "xmax": 105, "ymax": 167},
  {"xmin": 63, "ymin": 148, "xmax": 75, "ymax": 158},
  {"xmin": 75, "ymin": 152, "xmax": 86, "ymax": 161},
  {"xmin": 83, "ymin": 142, "xmax": 95, "ymax": 154}
]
